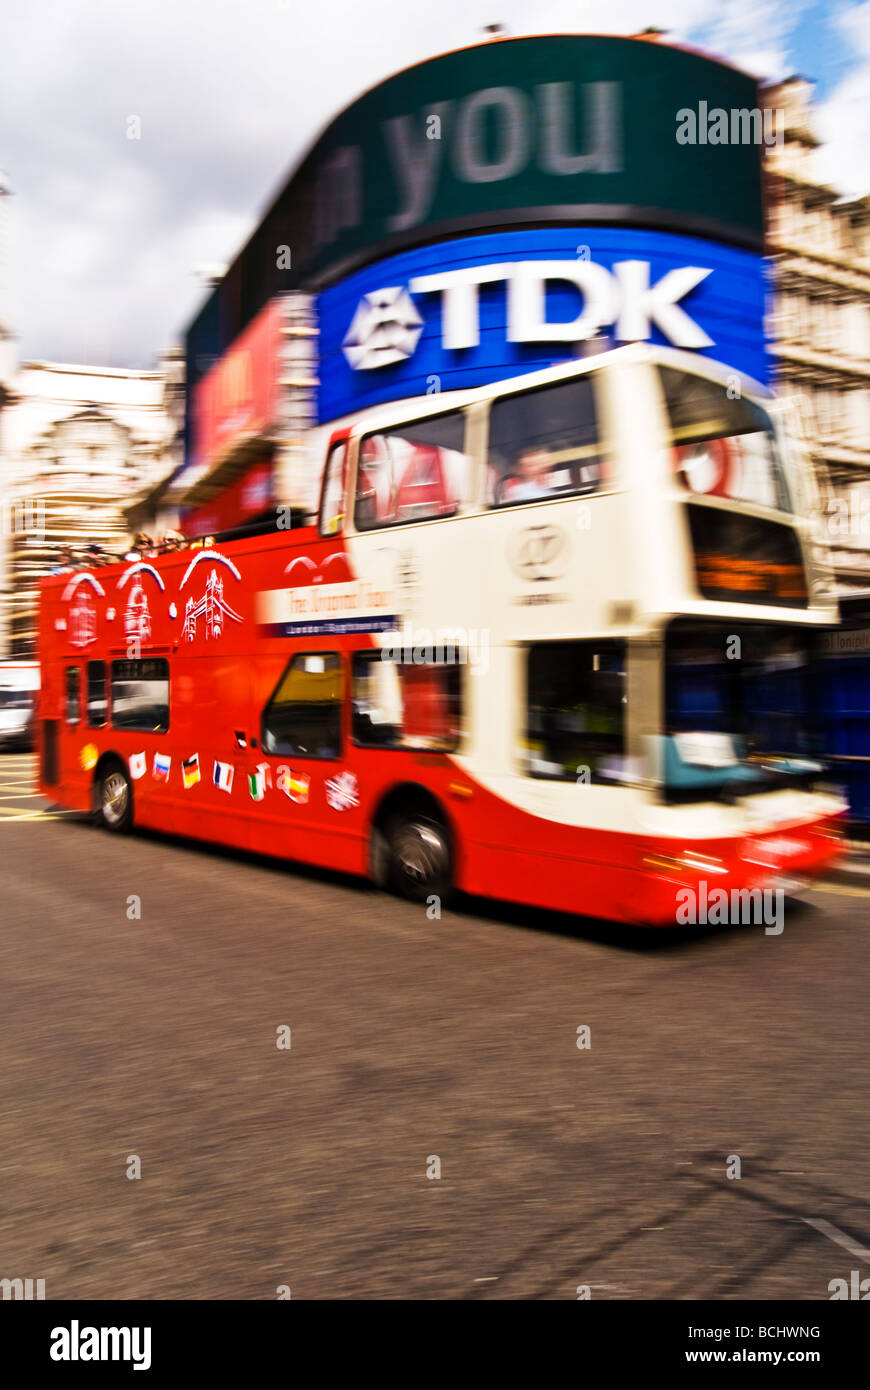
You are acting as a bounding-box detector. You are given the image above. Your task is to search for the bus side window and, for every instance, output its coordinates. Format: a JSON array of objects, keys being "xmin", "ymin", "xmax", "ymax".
[
  {"xmin": 319, "ymin": 441, "xmax": 348, "ymax": 537},
  {"xmin": 110, "ymin": 659, "xmax": 170, "ymax": 733},
  {"xmin": 65, "ymin": 666, "xmax": 81, "ymax": 726},
  {"xmin": 524, "ymin": 640, "xmax": 629, "ymax": 782},
  {"xmin": 262, "ymin": 652, "xmax": 343, "ymax": 760},
  {"xmin": 87, "ymin": 660, "xmax": 107, "ymax": 728},
  {"xmin": 351, "ymin": 652, "xmax": 462, "ymax": 751}
]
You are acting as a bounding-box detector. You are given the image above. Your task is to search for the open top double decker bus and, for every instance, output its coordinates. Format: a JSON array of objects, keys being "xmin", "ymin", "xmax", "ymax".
[{"xmin": 37, "ymin": 343, "xmax": 845, "ymax": 926}]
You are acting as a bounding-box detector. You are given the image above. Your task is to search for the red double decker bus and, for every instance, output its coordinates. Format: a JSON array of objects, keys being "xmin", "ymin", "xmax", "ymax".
[{"xmin": 37, "ymin": 346, "xmax": 845, "ymax": 925}]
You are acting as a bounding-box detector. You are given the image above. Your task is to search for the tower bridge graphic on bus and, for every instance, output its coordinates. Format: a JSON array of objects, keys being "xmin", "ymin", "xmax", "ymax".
[
  {"xmin": 63, "ymin": 572, "xmax": 105, "ymax": 649},
  {"xmin": 124, "ymin": 580, "xmax": 152, "ymax": 647},
  {"xmin": 69, "ymin": 589, "xmax": 97, "ymax": 649},
  {"xmin": 182, "ymin": 564, "xmax": 243, "ymax": 643}
]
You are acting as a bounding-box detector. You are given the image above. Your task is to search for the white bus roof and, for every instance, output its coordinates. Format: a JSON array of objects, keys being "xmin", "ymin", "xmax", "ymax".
[{"xmin": 337, "ymin": 343, "xmax": 772, "ymax": 441}]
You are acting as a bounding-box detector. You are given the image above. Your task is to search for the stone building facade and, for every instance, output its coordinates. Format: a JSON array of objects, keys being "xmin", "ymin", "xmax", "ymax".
[
  {"xmin": 0, "ymin": 356, "xmax": 183, "ymax": 657},
  {"xmin": 764, "ymin": 77, "xmax": 870, "ymax": 590}
]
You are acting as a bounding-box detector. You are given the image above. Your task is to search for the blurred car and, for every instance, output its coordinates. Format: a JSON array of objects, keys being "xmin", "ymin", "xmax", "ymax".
[{"xmin": 0, "ymin": 662, "xmax": 40, "ymax": 752}]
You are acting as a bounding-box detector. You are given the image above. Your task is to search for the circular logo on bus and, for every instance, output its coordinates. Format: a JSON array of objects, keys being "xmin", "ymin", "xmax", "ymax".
[{"xmin": 507, "ymin": 524, "xmax": 568, "ymax": 582}]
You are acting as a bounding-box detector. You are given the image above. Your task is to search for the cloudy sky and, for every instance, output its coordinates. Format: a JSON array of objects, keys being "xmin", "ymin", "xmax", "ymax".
[{"xmin": 0, "ymin": 0, "xmax": 868, "ymax": 368}]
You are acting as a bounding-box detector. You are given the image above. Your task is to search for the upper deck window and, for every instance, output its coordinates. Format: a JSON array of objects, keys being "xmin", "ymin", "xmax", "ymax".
[
  {"xmin": 355, "ymin": 412, "xmax": 468, "ymax": 530},
  {"xmin": 660, "ymin": 367, "xmax": 791, "ymax": 513},
  {"xmin": 488, "ymin": 375, "xmax": 607, "ymax": 507}
]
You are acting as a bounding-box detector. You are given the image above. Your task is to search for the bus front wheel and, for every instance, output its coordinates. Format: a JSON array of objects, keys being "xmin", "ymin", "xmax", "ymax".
[
  {"xmin": 97, "ymin": 760, "xmax": 133, "ymax": 833},
  {"xmin": 384, "ymin": 811, "xmax": 452, "ymax": 904}
]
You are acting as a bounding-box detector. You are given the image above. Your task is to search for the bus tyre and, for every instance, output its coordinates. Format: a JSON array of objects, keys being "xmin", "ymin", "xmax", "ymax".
[
  {"xmin": 97, "ymin": 760, "xmax": 133, "ymax": 833},
  {"xmin": 384, "ymin": 811, "xmax": 452, "ymax": 904}
]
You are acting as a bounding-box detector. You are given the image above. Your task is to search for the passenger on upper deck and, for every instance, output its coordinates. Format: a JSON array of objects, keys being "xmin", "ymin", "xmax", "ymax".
[{"xmin": 491, "ymin": 446, "xmax": 579, "ymax": 505}]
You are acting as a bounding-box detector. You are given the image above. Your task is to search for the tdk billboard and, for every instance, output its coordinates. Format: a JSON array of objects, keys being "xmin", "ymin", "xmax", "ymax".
[
  {"xmin": 317, "ymin": 228, "xmax": 768, "ymax": 422},
  {"xmin": 184, "ymin": 35, "xmax": 770, "ymax": 459}
]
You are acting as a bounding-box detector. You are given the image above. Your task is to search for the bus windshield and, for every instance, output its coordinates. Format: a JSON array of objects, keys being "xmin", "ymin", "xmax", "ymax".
[
  {"xmin": 663, "ymin": 619, "xmax": 823, "ymax": 800},
  {"xmin": 660, "ymin": 367, "xmax": 791, "ymax": 513}
]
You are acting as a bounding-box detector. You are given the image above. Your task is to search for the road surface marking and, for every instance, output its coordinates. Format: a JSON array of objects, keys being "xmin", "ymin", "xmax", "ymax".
[
  {"xmin": 809, "ymin": 881, "xmax": 870, "ymax": 899},
  {"xmin": 803, "ymin": 1218, "xmax": 870, "ymax": 1261}
]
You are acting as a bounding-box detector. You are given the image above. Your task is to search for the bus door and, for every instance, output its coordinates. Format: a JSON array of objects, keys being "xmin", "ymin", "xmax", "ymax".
[
  {"xmin": 258, "ymin": 649, "xmax": 364, "ymax": 874},
  {"xmin": 37, "ymin": 662, "xmax": 63, "ymax": 789}
]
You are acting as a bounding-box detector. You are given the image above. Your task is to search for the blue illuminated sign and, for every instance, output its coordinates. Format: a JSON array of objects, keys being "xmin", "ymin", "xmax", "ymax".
[{"xmin": 317, "ymin": 227, "xmax": 769, "ymax": 423}]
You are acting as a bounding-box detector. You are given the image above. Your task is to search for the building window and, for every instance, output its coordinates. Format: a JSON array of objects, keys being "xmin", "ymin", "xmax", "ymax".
[
  {"xmin": 524, "ymin": 641, "xmax": 627, "ymax": 782},
  {"xmin": 853, "ymin": 389, "xmax": 870, "ymax": 444},
  {"xmin": 351, "ymin": 651, "xmax": 463, "ymax": 751},
  {"xmin": 850, "ymin": 302, "xmax": 870, "ymax": 361},
  {"xmin": 488, "ymin": 374, "xmax": 606, "ymax": 506},
  {"xmin": 355, "ymin": 412, "xmax": 468, "ymax": 530},
  {"xmin": 110, "ymin": 658, "xmax": 169, "ymax": 733},
  {"xmin": 262, "ymin": 652, "xmax": 342, "ymax": 759},
  {"xmin": 65, "ymin": 666, "xmax": 80, "ymax": 726},
  {"xmin": 87, "ymin": 660, "xmax": 107, "ymax": 728},
  {"xmin": 784, "ymin": 292, "xmax": 801, "ymax": 340},
  {"xmin": 815, "ymin": 387, "xmax": 843, "ymax": 442},
  {"xmin": 809, "ymin": 295, "xmax": 824, "ymax": 347}
]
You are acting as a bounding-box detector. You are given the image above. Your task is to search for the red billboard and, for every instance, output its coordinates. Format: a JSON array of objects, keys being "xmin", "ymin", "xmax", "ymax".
[
  {"xmin": 193, "ymin": 297, "xmax": 283, "ymax": 470},
  {"xmin": 182, "ymin": 456, "xmax": 274, "ymax": 538}
]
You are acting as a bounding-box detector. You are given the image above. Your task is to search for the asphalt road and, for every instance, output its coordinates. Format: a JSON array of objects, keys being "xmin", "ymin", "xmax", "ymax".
[{"xmin": 1, "ymin": 752, "xmax": 868, "ymax": 1300}]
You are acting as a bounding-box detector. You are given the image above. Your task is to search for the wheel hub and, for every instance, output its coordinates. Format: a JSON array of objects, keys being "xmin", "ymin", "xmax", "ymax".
[
  {"xmin": 395, "ymin": 822, "xmax": 447, "ymax": 886},
  {"xmin": 102, "ymin": 772, "xmax": 128, "ymax": 825}
]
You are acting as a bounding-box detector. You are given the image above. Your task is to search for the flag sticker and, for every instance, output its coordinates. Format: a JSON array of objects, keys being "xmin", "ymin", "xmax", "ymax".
[
  {"xmin": 325, "ymin": 770, "xmax": 359, "ymax": 811},
  {"xmin": 129, "ymin": 752, "xmax": 146, "ymax": 780},
  {"xmin": 182, "ymin": 754, "xmax": 200, "ymax": 789},
  {"xmin": 248, "ymin": 762, "xmax": 272, "ymax": 801},
  {"xmin": 277, "ymin": 766, "xmax": 309, "ymax": 804},
  {"xmin": 153, "ymin": 752, "xmax": 171, "ymax": 782},
  {"xmin": 213, "ymin": 760, "xmax": 234, "ymax": 794}
]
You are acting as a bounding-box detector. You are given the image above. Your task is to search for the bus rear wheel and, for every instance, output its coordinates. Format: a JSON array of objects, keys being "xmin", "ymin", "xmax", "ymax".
[
  {"xmin": 97, "ymin": 760, "xmax": 133, "ymax": 833},
  {"xmin": 384, "ymin": 811, "xmax": 452, "ymax": 904}
]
